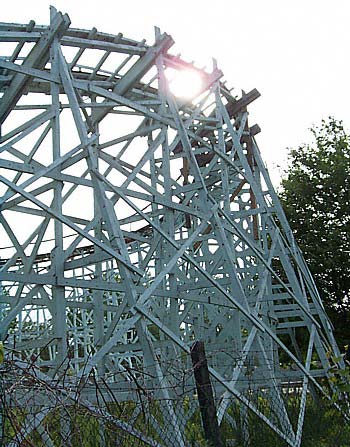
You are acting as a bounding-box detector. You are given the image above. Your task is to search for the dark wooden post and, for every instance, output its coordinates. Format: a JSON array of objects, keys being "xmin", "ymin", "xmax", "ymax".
[{"xmin": 191, "ymin": 341, "xmax": 224, "ymax": 447}]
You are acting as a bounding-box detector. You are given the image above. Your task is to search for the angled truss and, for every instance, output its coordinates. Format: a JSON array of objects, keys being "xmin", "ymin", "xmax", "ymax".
[{"xmin": 0, "ymin": 8, "xmax": 343, "ymax": 447}]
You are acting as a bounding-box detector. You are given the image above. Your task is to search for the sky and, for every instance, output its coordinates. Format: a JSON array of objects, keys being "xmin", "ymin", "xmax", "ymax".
[{"xmin": 2, "ymin": 0, "xmax": 350, "ymax": 186}]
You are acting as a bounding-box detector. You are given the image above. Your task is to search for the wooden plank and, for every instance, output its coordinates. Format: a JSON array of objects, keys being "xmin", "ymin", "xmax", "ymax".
[
  {"xmin": 0, "ymin": 11, "xmax": 70, "ymax": 125},
  {"xmin": 191, "ymin": 341, "xmax": 224, "ymax": 447}
]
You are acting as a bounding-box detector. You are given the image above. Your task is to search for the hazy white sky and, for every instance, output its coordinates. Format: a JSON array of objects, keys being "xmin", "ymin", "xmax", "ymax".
[{"xmin": 2, "ymin": 0, "xmax": 350, "ymax": 185}]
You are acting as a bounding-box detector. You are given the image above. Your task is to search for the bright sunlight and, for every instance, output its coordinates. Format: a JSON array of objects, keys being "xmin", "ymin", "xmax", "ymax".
[{"xmin": 167, "ymin": 68, "xmax": 203, "ymax": 100}]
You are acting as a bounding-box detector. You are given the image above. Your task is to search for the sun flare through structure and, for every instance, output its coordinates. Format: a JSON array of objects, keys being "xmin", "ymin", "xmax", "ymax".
[{"xmin": 0, "ymin": 8, "xmax": 345, "ymax": 447}]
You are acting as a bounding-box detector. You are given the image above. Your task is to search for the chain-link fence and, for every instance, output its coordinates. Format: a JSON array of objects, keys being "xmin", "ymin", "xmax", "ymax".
[{"xmin": 1, "ymin": 352, "xmax": 349, "ymax": 447}]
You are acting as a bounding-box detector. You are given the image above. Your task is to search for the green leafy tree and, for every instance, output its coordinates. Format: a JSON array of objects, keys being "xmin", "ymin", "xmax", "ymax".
[{"xmin": 280, "ymin": 118, "xmax": 350, "ymax": 345}]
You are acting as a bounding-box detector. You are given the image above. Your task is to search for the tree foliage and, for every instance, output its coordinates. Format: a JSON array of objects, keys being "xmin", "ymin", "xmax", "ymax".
[{"xmin": 280, "ymin": 118, "xmax": 350, "ymax": 343}]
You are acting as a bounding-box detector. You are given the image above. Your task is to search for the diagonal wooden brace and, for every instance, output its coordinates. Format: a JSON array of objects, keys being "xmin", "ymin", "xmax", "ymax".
[{"xmin": 0, "ymin": 10, "xmax": 70, "ymax": 126}]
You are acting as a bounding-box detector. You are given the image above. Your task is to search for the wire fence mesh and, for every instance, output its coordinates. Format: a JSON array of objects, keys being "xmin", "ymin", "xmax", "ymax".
[{"xmin": 0, "ymin": 348, "xmax": 349, "ymax": 447}]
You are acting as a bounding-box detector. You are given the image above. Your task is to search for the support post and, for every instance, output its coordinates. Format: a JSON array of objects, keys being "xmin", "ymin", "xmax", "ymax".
[{"xmin": 191, "ymin": 341, "xmax": 223, "ymax": 447}]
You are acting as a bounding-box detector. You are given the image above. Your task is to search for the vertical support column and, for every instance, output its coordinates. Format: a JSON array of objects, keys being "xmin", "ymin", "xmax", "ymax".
[
  {"xmin": 191, "ymin": 340, "xmax": 223, "ymax": 447},
  {"xmin": 90, "ymin": 113, "xmax": 105, "ymax": 376},
  {"xmin": 93, "ymin": 218, "xmax": 105, "ymax": 376},
  {"xmin": 214, "ymin": 77, "xmax": 242, "ymax": 358},
  {"xmin": 155, "ymin": 31, "xmax": 178, "ymax": 340},
  {"xmin": 50, "ymin": 7, "xmax": 67, "ymax": 370},
  {"xmin": 50, "ymin": 7, "xmax": 70, "ymax": 443}
]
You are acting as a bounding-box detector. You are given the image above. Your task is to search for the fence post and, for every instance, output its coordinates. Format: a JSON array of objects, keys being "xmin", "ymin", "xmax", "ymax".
[{"xmin": 191, "ymin": 340, "xmax": 224, "ymax": 447}]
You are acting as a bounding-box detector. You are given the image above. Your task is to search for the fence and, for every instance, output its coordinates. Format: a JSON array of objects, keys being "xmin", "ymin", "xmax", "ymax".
[{"xmin": 1, "ymin": 346, "xmax": 348, "ymax": 447}]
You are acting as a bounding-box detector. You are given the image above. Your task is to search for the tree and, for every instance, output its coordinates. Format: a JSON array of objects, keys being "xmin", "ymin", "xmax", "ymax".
[{"xmin": 279, "ymin": 118, "xmax": 350, "ymax": 345}]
